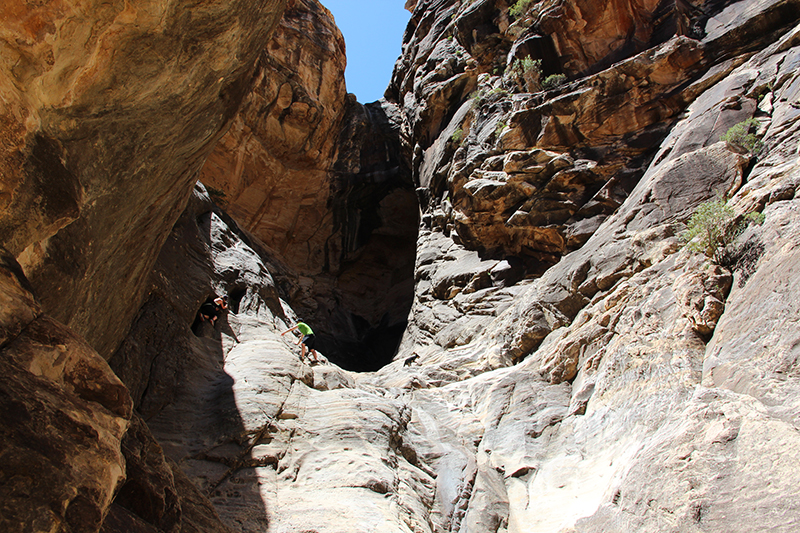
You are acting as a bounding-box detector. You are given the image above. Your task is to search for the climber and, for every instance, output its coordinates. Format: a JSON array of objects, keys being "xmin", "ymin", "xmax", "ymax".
[
  {"xmin": 403, "ymin": 353, "xmax": 420, "ymax": 367},
  {"xmin": 199, "ymin": 295, "xmax": 228, "ymax": 326},
  {"xmin": 281, "ymin": 321, "xmax": 320, "ymax": 364}
]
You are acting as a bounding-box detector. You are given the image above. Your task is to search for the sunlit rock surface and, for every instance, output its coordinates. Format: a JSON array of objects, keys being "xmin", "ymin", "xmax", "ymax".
[
  {"xmin": 110, "ymin": 186, "xmax": 435, "ymax": 531},
  {"xmin": 371, "ymin": 2, "xmax": 800, "ymax": 530},
  {"xmin": 198, "ymin": 0, "xmax": 347, "ymax": 273}
]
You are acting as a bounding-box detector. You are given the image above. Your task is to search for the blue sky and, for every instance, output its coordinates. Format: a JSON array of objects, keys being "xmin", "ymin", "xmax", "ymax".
[{"xmin": 321, "ymin": 1, "xmax": 412, "ymax": 103}]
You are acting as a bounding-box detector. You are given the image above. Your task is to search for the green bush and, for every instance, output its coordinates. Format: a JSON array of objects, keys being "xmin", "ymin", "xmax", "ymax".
[
  {"xmin": 541, "ymin": 73, "xmax": 567, "ymax": 90},
  {"xmin": 495, "ymin": 120, "xmax": 507, "ymax": 137},
  {"xmin": 451, "ymin": 127, "xmax": 464, "ymax": 145},
  {"xmin": 509, "ymin": 0, "xmax": 532, "ymax": 19},
  {"xmin": 470, "ymin": 89, "xmax": 486, "ymax": 107},
  {"xmin": 520, "ymin": 56, "xmax": 540, "ymax": 74},
  {"xmin": 721, "ymin": 118, "xmax": 763, "ymax": 154},
  {"xmin": 681, "ymin": 198, "xmax": 765, "ymax": 265},
  {"xmin": 508, "ymin": 55, "xmax": 541, "ymax": 92}
]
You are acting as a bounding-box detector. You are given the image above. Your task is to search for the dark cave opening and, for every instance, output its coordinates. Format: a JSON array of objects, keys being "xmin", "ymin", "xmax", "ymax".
[
  {"xmin": 306, "ymin": 182, "xmax": 419, "ymax": 373},
  {"xmin": 299, "ymin": 99, "xmax": 418, "ymax": 373},
  {"xmin": 316, "ymin": 315, "xmax": 411, "ymax": 373},
  {"xmin": 228, "ymin": 287, "xmax": 246, "ymax": 314}
]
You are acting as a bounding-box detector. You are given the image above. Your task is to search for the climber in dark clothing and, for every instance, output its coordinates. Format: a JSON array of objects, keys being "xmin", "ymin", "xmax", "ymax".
[{"xmin": 199, "ymin": 295, "xmax": 228, "ymax": 326}]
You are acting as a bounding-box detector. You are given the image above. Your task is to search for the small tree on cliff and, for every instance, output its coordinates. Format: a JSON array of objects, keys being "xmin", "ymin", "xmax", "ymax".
[
  {"xmin": 721, "ymin": 118, "xmax": 763, "ymax": 154},
  {"xmin": 509, "ymin": 0, "xmax": 532, "ymax": 19},
  {"xmin": 508, "ymin": 55, "xmax": 541, "ymax": 92},
  {"xmin": 541, "ymin": 73, "xmax": 567, "ymax": 90},
  {"xmin": 680, "ymin": 198, "xmax": 764, "ymax": 265}
]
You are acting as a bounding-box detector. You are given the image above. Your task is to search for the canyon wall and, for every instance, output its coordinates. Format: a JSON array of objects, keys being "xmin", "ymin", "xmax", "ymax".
[
  {"xmin": 121, "ymin": 0, "xmax": 800, "ymax": 531},
  {"xmin": 0, "ymin": 0, "xmax": 288, "ymax": 360},
  {"xmin": 197, "ymin": 0, "xmax": 347, "ymax": 274},
  {"xmin": 370, "ymin": 1, "xmax": 800, "ymax": 529},
  {"xmin": 3, "ymin": 0, "xmax": 800, "ymax": 532},
  {"xmin": 197, "ymin": 0, "xmax": 418, "ymax": 370},
  {"xmin": 0, "ymin": 0, "xmax": 287, "ymax": 531}
]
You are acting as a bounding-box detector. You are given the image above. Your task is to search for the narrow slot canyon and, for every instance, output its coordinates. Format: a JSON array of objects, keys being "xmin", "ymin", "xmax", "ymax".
[
  {"xmin": 3, "ymin": 0, "xmax": 800, "ymax": 532},
  {"xmin": 287, "ymin": 99, "xmax": 419, "ymax": 372},
  {"xmin": 193, "ymin": 0, "xmax": 420, "ymax": 372}
]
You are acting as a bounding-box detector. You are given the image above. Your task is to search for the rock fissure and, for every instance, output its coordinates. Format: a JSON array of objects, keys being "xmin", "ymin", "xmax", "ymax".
[{"xmin": 204, "ymin": 417, "xmax": 284, "ymax": 494}]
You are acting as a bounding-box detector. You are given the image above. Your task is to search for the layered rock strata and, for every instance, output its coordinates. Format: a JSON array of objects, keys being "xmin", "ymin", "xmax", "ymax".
[
  {"xmin": 366, "ymin": 0, "xmax": 800, "ymax": 530},
  {"xmin": 394, "ymin": 0, "xmax": 800, "ymax": 362}
]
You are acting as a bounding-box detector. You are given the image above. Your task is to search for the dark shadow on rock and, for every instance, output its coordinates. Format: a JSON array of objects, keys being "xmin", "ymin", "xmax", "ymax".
[
  {"xmin": 228, "ymin": 287, "xmax": 247, "ymax": 314},
  {"xmin": 218, "ymin": 314, "xmax": 240, "ymax": 345},
  {"xmin": 109, "ymin": 185, "xmax": 276, "ymax": 531},
  {"xmin": 317, "ymin": 316, "xmax": 409, "ymax": 372}
]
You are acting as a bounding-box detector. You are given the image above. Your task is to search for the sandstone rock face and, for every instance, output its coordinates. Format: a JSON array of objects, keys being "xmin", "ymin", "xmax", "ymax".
[
  {"xmin": 0, "ymin": 249, "xmax": 132, "ymax": 533},
  {"xmin": 308, "ymin": 99, "xmax": 418, "ymax": 369},
  {"xmin": 370, "ymin": 1, "xmax": 800, "ymax": 530},
  {"xmin": 197, "ymin": 0, "xmax": 418, "ymax": 370},
  {"xmin": 393, "ymin": 0, "xmax": 798, "ymax": 363},
  {"xmin": 1, "ymin": 1, "xmax": 290, "ymax": 531},
  {"xmin": 198, "ymin": 0, "xmax": 347, "ymax": 273},
  {"xmin": 109, "ymin": 186, "xmax": 435, "ymax": 531},
  {"xmin": 538, "ymin": 0, "xmax": 690, "ymax": 75},
  {"xmin": 109, "ymin": 5, "xmax": 800, "ymax": 530},
  {"xmin": 0, "ymin": 0, "xmax": 288, "ymax": 359},
  {"xmin": 110, "ymin": 185, "xmax": 290, "ymax": 419},
  {"xmin": 5, "ymin": 0, "xmax": 800, "ymax": 532}
]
